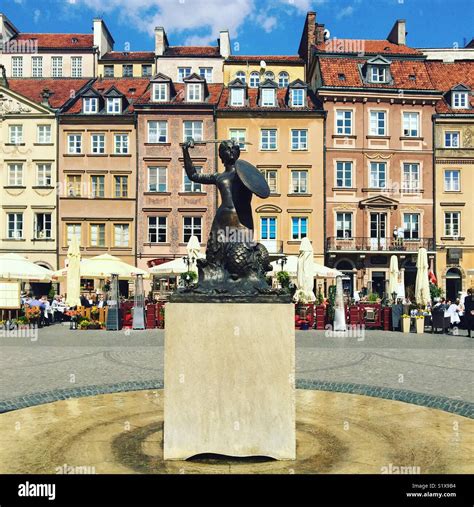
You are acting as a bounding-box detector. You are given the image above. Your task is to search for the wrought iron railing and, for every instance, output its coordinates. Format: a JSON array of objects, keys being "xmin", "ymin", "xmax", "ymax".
[{"xmin": 326, "ymin": 237, "xmax": 435, "ymax": 252}]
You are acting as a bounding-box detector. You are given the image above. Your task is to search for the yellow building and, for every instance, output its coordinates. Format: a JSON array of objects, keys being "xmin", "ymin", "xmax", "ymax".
[
  {"xmin": 427, "ymin": 62, "xmax": 474, "ymax": 298},
  {"xmin": 216, "ymin": 75, "xmax": 325, "ymax": 267}
]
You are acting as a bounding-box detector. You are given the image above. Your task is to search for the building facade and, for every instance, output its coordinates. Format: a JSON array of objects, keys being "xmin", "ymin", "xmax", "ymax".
[{"xmin": 427, "ymin": 61, "xmax": 474, "ymax": 299}]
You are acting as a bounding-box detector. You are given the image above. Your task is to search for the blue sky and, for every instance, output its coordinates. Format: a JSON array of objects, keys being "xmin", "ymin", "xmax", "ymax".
[{"xmin": 3, "ymin": 0, "xmax": 473, "ymax": 55}]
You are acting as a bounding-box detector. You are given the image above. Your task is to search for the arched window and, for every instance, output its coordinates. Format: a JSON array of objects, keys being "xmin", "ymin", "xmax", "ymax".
[
  {"xmin": 249, "ymin": 71, "xmax": 260, "ymax": 88},
  {"xmin": 264, "ymin": 71, "xmax": 275, "ymax": 81},
  {"xmin": 335, "ymin": 260, "xmax": 354, "ymax": 271},
  {"xmin": 235, "ymin": 70, "xmax": 246, "ymax": 84},
  {"xmin": 278, "ymin": 71, "xmax": 289, "ymax": 88}
]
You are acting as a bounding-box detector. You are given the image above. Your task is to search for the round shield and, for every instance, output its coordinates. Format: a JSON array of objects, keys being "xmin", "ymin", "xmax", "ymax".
[{"xmin": 236, "ymin": 159, "xmax": 270, "ymax": 199}]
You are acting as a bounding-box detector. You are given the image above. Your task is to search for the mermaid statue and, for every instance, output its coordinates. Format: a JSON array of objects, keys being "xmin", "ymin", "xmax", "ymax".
[{"xmin": 171, "ymin": 139, "xmax": 286, "ymax": 301}]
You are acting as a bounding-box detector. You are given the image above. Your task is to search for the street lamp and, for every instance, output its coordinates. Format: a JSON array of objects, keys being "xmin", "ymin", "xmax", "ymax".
[
  {"xmin": 391, "ymin": 291, "xmax": 398, "ymax": 304},
  {"xmin": 278, "ymin": 255, "xmax": 288, "ymax": 271},
  {"xmin": 182, "ymin": 256, "xmax": 191, "ymax": 272}
]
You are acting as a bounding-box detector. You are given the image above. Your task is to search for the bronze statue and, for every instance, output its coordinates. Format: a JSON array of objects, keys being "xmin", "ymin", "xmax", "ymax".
[{"xmin": 172, "ymin": 139, "xmax": 287, "ymax": 301}]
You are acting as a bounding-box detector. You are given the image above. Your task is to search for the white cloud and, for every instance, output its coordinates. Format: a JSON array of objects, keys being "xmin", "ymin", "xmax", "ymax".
[
  {"xmin": 256, "ymin": 13, "xmax": 278, "ymax": 33},
  {"xmin": 336, "ymin": 5, "xmax": 354, "ymax": 19},
  {"xmin": 33, "ymin": 9, "xmax": 41, "ymax": 23}
]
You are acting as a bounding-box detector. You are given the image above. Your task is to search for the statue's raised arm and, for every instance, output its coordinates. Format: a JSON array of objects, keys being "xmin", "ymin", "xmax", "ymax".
[{"xmin": 182, "ymin": 141, "xmax": 217, "ymax": 185}]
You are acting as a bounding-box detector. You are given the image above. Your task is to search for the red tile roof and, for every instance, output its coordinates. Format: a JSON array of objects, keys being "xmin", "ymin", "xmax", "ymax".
[
  {"xmin": 136, "ymin": 83, "xmax": 223, "ymax": 106},
  {"xmin": 13, "ymin": 33, "xmax": 94, "ymax": 50},
  {"xmin": 226, "ymin": 55, "xmax": 304, "ymax": 64},
  {"xmin": 318, "ymin": 57, "xmax": 436, "ymax": 90},
  {"xmin": 315, "ymin": 39, "xmax": 422, "ymax": 55},
  {"xmin": 426, "ymin": 61, "xmax": 474, "ymax": 113},
  {"xmin": 163, "ymin": 46, "xmax": 221, "ymax": 57},
  {"xmin": 65, "ymin": 78, "xmax": 151, "ymax": 113},
  {"xmin": 101, "ymin": 51, "xmax": 155, "ymax": 61},
  {"xmin": 8, "ymin": 79, "xmax": 91, "ymax": 108},
  {"xmin": 217, "ymin": 87, "xmax": 321, "ymax": 111}
]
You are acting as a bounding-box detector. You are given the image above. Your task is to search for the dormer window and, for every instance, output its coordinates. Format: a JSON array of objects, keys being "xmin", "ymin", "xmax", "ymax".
[
  {"xmin": 83, "ymin": 97, "xmax": 98, "ymax": 114},
  {"xmin": 107, "ymin": 97, "xmax": 121, "ymax": 114},
  {"xmin": 370, "ymin": 66, "xmax": 386, "ymax": 83},
  {"xmin": 261, "ymin": 88, "xmax": 276, "ymax": 107},
  {"xmin": 291, "ymin": 88, "xmax": 305, "ymax": 107},
  {"xmin": 153, "ymin": 83, "xmax": 168, "ymax": 102},
  {"xmin": 249, "ymin": 71, "xmax": 260, "ymax": 88},
  {"xmin": 230, "ymin": 88, "xmax": 245, "ymax": 106},
  {"xmin": 235, "ymin": 71, "xmax": 246, "ymax": 84},
  {"xmin": 187, "ymin": 83, "xmax": 202, "ymax": 102},
  {"xmin": 452, "ymin": 91, "xmax": 468, "ymax": 109},
  {"xmin": 364, "ymin": 56, "xmax": 392, "ymax": 84}
]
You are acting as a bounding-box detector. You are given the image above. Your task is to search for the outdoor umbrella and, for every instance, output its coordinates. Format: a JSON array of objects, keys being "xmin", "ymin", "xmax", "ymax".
[
  {"xmin": 0, "ymin": 253, "xmax": 53, "ymax": 281},
  {"xmin": 186, "ymin": 235, "xmax": 202, "ymax": 275},
  {"xmin": 293, "ymin": 237, "xmax": 316, "ymax": 302},
  {"xmin": 66, "ymin": 235, "xmax": 81, "ymax": 307},
  {"xmin": 79, "ymin": 254, "xmax": 149, "ymax": 279},
  {"xmin": 415, "ymin": 247, "xmax": 430, "ymax": 307},
  {"xmin": 150, "ymin": 253, "xmax": 206, "ymax": 276},
  {"xmin": 269, "ymin": 256, "xmax": 342, "ymax": 278},
  {"xmin": 333, "ymin": 275, "xmax": 347, "ymax": 331},
  {"xmin": 388, "ymin": 255, "xmax": 399, "ymax": 301}
]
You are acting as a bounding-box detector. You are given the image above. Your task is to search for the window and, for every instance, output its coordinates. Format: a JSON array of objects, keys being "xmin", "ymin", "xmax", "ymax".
[
  {"xmin": 444, "ymin": 212, "xmax": 460, "ymax": 236},
  {"xmin": 107, "ymin": 98, "xmax": 121, "ymax": 114},
  {"xmin": 403, "ymin": 213, "xmax": 420, "ymax": 239},
  {"xmin": 68, "ymin": 134, "xmax": 82, "ymax": 154},
  {"xmin": 278, "ymin": 71, "xmax": 289, "ymax": 88},
  {"xmin": 148, "ymin": 121, "xmax": 167, "ymax": 143},
  {"xmin": 122, "ymin": 64, "xmax": 133, "ymax": 77},
  {"xmin": 114, "ymin": 224, "xmax": 129, "ymax": 247},
  {"xmin": 369, "ymin": 110, "xmax": 386, "ymax": 136},
  {"xmin": 336, "ymin": 161, "xmax": 353, "ymax": 188},
  {"xmin": 183, "ymin": 216, "xmax": 202, "ymax": 242},
  {"xmin": 402, "ymin": 112, "xmax": 419, "ymax": 137},
  {"xmin": 9, "ymin": 125, "xmax": 23, "ymax": 144},
  {"xmin": 12, "ymin": 56, "xmax": 23, "ymax": 77},
  {"xmin": 90, "ymin": 223, "xmax": 106, "ymax": 247},
  {"xmin": 148, "ymin": 216, "xmax": 167, "ymax": 243},
  {"xmin": 261, "ymin": 217, "xmax": 276, "ymax": 240},
  {"xmin": 183, "ymin": 121, "xmax": 203, "ymax": 142},
  {"xmin": 90, "ymin": 175, "xmax": 105, "ymax": 197},
  {"xmin": 184, "ymin": 166, "xmax": 202, "ymax": 192},
  {"xmin": 32, "ymin": 56, "xmax": 43, "ymax": 77},
  {"xmin": 230, "ymin": 88, "xmax": 244, "ymax": 106},
  {"xmin": 235, "ymin": 71, "xmax": 246, "ymax": 84},
  {"xmin": 187, "ymin": 83, "xmax": 202, "ymax": 102},
  {"xmin": 34, "ymin": 213, "xmax": 52, "ymax": 239},
  {"xmin": 291, "ymin": 170, "xmax": 308, "ymax": 194},
  {"xmin": 83, "ymin": 98, "xmax": 98, "ymax": 114},
  {"xmin": 336, "ymin": 212, "xmax": 352, "ymax": 239},
  {"xmin": 402, "ymin": 163, "xmax": 420, "ymax": 191},
  {"xmin": 336, "ymin": 110, "xmax": 352, "ymax": 135},
  {"xmin": 8, "ymin": 164, "xmax": 23, "ymax": 186},
  {"xmin": 444, "ymin": 170, "xmax": 460, "ymax": 192},
  {"xmin": 229, "ymin": 129, "xmax": 246, "ymax": 149},
  {"xmin": 261, "ymin": 88, "xmax": 276, "ymax": 107},
  {"xmin": 148, "ymin": 167, "xmax": 167, "ymax": 192},
  {"xmin": 51, "ymin": 56, "xmax": 63, "ymax": 77},
  {"xmin": 104, "ymin": 65, "xmax": 114, "ymax": 77},
  {"xmin": 91, "ymin": 133, "xmax": 105, "ymax": 154},
  {"xmin": 7, "ymin": 213, "xmax": 23, "ymax": 239},
  {"xmin": 264, "ymin": 169, "xmax": 278, "ymax": 193},
  {"xmin": 445, "ymin": 131, "xmax": 460, "ymax": 148},
  {"xmin": 264, "ymin": 71, "xmax": 275, "ymax": 81},
  {"xmin": 37, "ymin": 125, "xmax": 51, "ymax": 144},
  {"xmin": 291, "ymin": 88, "xmax": 305, "ymax": 107},
  {"xmin": 199, "ymin": 67, "xmax": 213, "ymax": 82},
  {"xmin": 142, "ymin": 64, "xmax": 152, "ymax": 77},
  {"xmin": 66, "ymin": 223, "xmax": 81, "ymax": 245},
  {"xmin": 370, "ymin": 66, "xmax": 386, "ymax": 83},
  {"xmin": 114, "ymin": 134, "xmax": 129, "ymax": 154},
  {"xmin": 66, "ymin": 175, "xmax": 81, "ymax": 197},
  {"xmin": 177, "ymin": 67, "xmax": 191, "ymax": 82},
  {"xmin": 249, "ymin": 71, "xmax": 260, "ymax": 88},
  {"xmin": 370, "ymin": 162, "xmax": 386, "ymax": 188},
  {"xmin": 260, "ymin": 129, "xmax": 277, "ymax": 150},
  {"xmin": 114, "ymin": 176, "xmax": 128, "ymax": 197},
  {"xmin": 291, "ymin": 217, "xmax": 307, "ymax": 240},
  {"xmin": 71, "ymin": 57, "xmax": 82, "ymax": 77},
  {"xmin": 153, "ymin": 83, "xmax": 168, "ymax": 102},
  {"xmin": 452, "ymin": 91, "xmax": 468, "ymax": 109},
  {"xmin": 36, "ymin": 164, "xmax": 52, "ymax": 187},
  {"xmin": 291, "ymin": 129, "xmax": 307, "ymax": 150}
]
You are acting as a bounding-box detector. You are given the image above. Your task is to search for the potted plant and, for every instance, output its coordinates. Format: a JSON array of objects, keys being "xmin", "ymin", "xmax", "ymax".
[
  {"xmin": 415, "ymin": 314, "xmax": 425, "ymax": 334},
  {"xmin": 78, "ymin": 319, "xmax": 90, "ymax": 330},
  {"xmin": 17, "ymin": 316, "xmax": 29, "ymax": 329},
  {"xmin": 402, "ymin": 314, "xmax": 411, "ymax": 333}
]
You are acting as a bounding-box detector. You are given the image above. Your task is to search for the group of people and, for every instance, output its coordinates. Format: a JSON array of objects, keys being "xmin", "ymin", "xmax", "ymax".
[{"xmin": 432, "ymin": 290, "xmax": 474, "ymax": 337}]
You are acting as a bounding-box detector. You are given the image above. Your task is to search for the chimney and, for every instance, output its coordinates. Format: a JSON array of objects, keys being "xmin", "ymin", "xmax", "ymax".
[
  {"xmin": 298, "ymin": 11, "xmax": 316, "ymax": 65},
  {"xmin": 40, "ymin": 88, "xmax": 52, "ymax": 107},
  {"xmin": 387, "ymin": 19, "xmax": 406, "ymax": 45},
  {"xmin": 315, "ymin": 23, "xmax": 326, "ymax": 45},
  {"xmin": 155, "ymin": 26, "xmax": 168, "ymax": 56},
  {"xmin": 218, "ymin": 30, "xmax": 231, "ymax": 58},
  {"xmin": 93, "ymin": 18, "xmax": 114, "ymax": 57},
  {"xmin": 0, "ymin": 64, "xmax": 8, "ymax": 88}
]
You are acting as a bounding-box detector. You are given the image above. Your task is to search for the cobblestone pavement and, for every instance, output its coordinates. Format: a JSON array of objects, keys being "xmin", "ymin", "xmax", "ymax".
[{"xmin": 0, "ymin": 324, "xmax": 472, "ymax": 406}]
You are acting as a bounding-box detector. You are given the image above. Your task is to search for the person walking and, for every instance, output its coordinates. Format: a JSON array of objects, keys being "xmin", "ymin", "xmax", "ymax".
[{"xmin": 464, "ymin": 289, "xmax": 474, "ymax": 338}]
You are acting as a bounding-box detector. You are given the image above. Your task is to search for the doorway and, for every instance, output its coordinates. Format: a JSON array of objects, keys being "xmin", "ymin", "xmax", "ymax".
[
  {"xmin": 370, "ymin": 212, "xmax": 387, "ymax": 250},
  {"xmin": 371, "ymin": 271, "xmax": 386, "ymax": 297},
  {"xmin": 445, "ymin": 268, "xmax": 462, "ymax": 301}
]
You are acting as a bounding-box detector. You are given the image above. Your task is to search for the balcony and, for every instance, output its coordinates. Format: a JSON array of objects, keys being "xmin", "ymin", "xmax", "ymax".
[
  {"xmin": 260, "ymin": 239, "xmax": 283, "ymax": 254},
  {"xmin": 326, "ymin": 237, "xmax": 435, "ymax": 253}
]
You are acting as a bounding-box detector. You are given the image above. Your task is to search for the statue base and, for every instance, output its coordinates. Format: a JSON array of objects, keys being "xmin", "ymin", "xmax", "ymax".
[{"xmin": 164, "ymin": 303, "xmax": 296, "ymax": 460}]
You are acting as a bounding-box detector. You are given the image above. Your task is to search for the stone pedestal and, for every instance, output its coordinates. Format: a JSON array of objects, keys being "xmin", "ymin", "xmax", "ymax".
[{"xmin": 164, "ymin": 303, "xmax": 295, "ymax": 460}]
